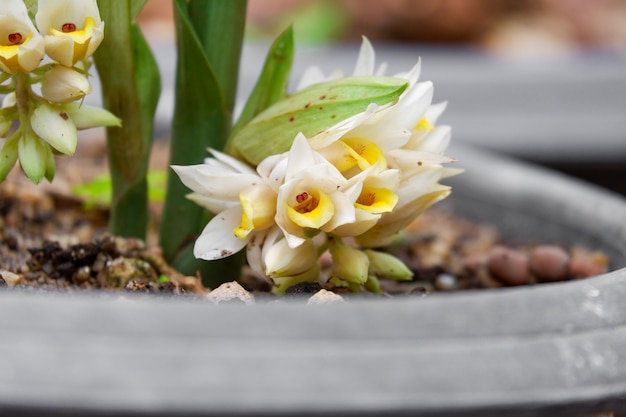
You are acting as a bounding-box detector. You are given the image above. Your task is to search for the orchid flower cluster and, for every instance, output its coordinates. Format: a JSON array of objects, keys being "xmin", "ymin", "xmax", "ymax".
[
  {"xmin": 174, "ymin": 39, "xmax": 458, "ymax": 293},
  {"xmin": 0, "ymin": 0, "xmax": 119, "ymax": 184}
]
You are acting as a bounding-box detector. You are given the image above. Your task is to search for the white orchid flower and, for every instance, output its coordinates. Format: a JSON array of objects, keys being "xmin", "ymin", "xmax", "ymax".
[
  {"xmin": 331, "ymin": 163, "xmax": 400, "ymax": 237},
  {"xmin": 172, "ymin": 149, "xmax": 284, "ymax": 261},
  {"xmin": 36, "ymin": 0, "xmax": 104, "ymax": 67},
  {"xmin": 0, "ymin": 0, "xmax": 45, "ymax": 74},
  {"xmin": 275, "ymin": 134, "xmax": 357, "ymax": 248}
]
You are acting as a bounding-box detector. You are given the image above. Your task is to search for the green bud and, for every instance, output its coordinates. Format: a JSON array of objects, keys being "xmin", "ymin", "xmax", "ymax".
[
  {"xmin": 0, "ymin": 133, "xmax": 19, "ymax": 181},
  {"xmin": 364, "ymin": 249, "xmax": 413, "ymax": 281},
  {"xmin": 330, "ymin": 243, "xmax": 369, "ymax": 285},
  {"xmin": 231, "ymin": 76, "xmax": 408, "ymax": 166},
  {"xmin": 43, "ymin": 142, "xmax": 55, "ymax": 182},
  {"xmin": 0, "ymin": 116, "xmax": 11, "ymax": 138},
  {"xmin": 62, "ymin": 103, "xmax": 121, "ymax": 130},
  {"xmin": 271, "ymin": 264, "xmax": 321, "ymax": 295},
  {"xmin": 18, "ymin": 132, "xmax": 48, "ymax": 184},
  {"xmin": 364, "ymin": 275, "xmax": 382, "ymax": 294}
]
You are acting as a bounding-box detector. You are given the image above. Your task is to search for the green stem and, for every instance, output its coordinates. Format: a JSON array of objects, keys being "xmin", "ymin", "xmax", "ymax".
[
  {"xmin": 94, "ymin": 0, "xmax": 159, "ymax": 239},
  {"xmin": 15, "ymin": 74, "xmax": 30, "ymax": 123}
]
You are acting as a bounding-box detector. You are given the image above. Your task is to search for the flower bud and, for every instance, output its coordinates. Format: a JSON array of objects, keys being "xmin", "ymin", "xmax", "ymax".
[
  {"xmin": 330, "ymin": 243, "xmax": 369, "ymax": 284},
  {"xmin": 264, "ymin": 237, "xmax": 317, "ymax": 278},
  {"xmin": 364, "ymin": 249, "xmax": 413, "ymax": 281},
  {"xmin": 18, "ymin": 131, "xmax": 48, "ymax": 184},
  {"xmin": 41, "ymin": 65, "xmax": 91, "ymax": 103},
  {"xmin": 230, "ymin": 76, "xmax": 408, "ymax": 166},
  {"xmin": 30, "ymin": 102, "xmax": 77, "ymax": 155},
  {"xmin": 272, "ymin": 264, "xmax": 321, "ymax": 295}
]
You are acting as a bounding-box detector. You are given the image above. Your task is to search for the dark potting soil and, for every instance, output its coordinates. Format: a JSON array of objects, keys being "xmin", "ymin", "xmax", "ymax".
[{"xmin": 0, "ymin": 174, "xmax": 608, "ymax": 298}]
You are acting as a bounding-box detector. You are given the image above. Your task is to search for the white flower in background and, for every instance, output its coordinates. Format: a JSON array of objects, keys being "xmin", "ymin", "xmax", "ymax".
[
  {"xmin": 35, "ymin": 0, "xmax": 104, "ymax": 67},
  {"xmin": 0, "ymin": 0, "xmax": 116, "ymax": 184},
  {"xmin": 0, "ymin": 0, "xmax": 45, "ymax": 74},
  {"xmin": 40, "ymin": 64, "xmax": 91, "ymax": 103}
]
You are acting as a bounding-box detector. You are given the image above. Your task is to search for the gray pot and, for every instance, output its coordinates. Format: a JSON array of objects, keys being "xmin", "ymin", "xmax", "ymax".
[{"xmin": 1, "ymin": 143, "xmax": 626, "ymax": 416}]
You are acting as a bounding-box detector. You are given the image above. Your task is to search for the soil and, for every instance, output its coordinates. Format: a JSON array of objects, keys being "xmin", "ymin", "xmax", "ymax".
[{"xmin": 0, "ymin": 137, "xmax": 610, "ymax": 298}]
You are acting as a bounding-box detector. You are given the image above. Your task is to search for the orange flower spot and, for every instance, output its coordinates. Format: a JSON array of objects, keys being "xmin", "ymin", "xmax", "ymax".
[{"xmin": 357, "ymin": 191, "xmax": 376, "ymax": 206}]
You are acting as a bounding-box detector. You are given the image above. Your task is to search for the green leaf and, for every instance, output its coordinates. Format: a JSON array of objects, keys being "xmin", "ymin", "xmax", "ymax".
[
  {"xmin": 186, "ymin": 0, "xmax": 246, "ymax": 115},
  {"xmin": 159, "ymin": 0, "xmax": 247, "ymax": 285},
  {"xmin": 131, "ymin": 22, "xmax": 160, "ymax": 156},
  {"xmin": 130, "ymin": 0, "xmax": 149, "ymax": 18},
  {"xmin": 229, "ymin": 26, "xmax": 294, "ymax": 140},
  {"xmin": 231, "ymin": 76, "xmax": 408, "ymax": 165}
]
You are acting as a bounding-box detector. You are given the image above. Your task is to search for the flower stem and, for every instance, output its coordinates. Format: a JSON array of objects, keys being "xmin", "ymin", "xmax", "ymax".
[{"xmin": 93, "ymin": 0, "xmax": 160, "ymax": 239}]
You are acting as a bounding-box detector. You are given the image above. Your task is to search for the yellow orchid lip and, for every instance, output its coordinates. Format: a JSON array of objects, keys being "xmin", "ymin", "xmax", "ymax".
[
  {"xmin": 324, "ymin": 137, "xmax": 387, "ymax": 176},
  {"xmin": 286, "ymin": 188, "xmax": 334, "ymax": 229},
  {"xmin": 50, "ymin": 16, "xmax": 96, "ymax": 44},
  {"xmin": 0, "ymin": 32, "xmax": 32, "ymax": 73},
  {"xmin": 233, "ymin": 187, "xmax": 276, "ymax": 239},
  {"xmin": 355, "ymin": 186, "xmax": 398, "ymax": 214}
]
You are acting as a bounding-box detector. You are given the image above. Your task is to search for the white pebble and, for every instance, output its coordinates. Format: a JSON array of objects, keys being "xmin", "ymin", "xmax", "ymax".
[
  {"xmin": 307, "ymin": 289, "xmax": 344, "ymax": 305},
  {"xmin": 206, "ymin": 281, "xmax": 255, "ymax": 305}
]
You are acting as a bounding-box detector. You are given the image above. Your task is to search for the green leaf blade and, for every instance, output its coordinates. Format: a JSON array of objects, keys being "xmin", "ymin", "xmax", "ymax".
[
  {"xmin": 229, "ymin": 26, "xmax": 294, "ymax": 138},
  {"xmin": 231, "ymin": 76, "xmax": 408, "ymax": 165}
]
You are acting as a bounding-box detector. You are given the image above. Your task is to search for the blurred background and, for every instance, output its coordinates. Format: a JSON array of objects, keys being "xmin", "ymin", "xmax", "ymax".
[{"xmin": 133, "ymin": 0, "xmax": 626, "ymax": 196}]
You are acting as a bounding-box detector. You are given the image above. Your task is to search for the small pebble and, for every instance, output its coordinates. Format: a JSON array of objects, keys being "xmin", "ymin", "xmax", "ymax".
[
  {"xmin": 530, "ymin": 245, "xmax": 570, "ymax": 282},
  {"xmin": 434, "ymin": 273, "xmax": 458, "ymax": 291},
  {"xmin": 74, "ymin": 265, "xmax": 91, "ymax": 283},
  {"xmin": 487, "ymin": 245, "xmax": 529, "ymax": 286},
  {"xmin": 307, "ymin": 289, "xmax": 344, "ymax": 304},
  {"xmin": 0, "ymin": 270, "xmax": 21, "ymax": 287},
  {"xmin": 462, "ymin": 254, "xmax": 487, "ymax": 273},
  {"xmin": 570, "ymin": 256, "xmax": 607, "ymax": 278},
  {"xmin": 206, "ymin": 281, "xmax": 255, "ymax": 305}
]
